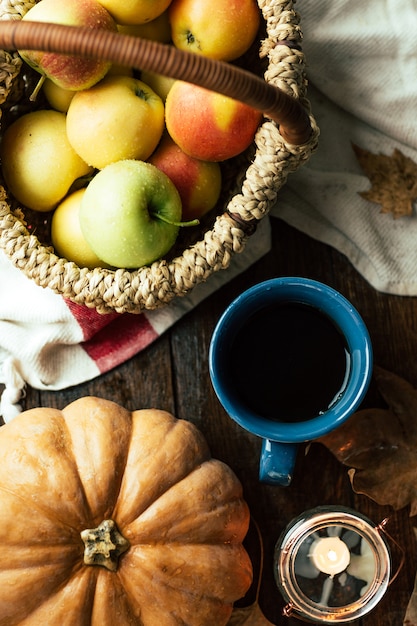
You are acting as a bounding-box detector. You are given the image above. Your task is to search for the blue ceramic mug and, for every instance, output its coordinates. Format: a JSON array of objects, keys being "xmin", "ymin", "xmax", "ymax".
[{"xmin": 209, "ymin": 277, "xmax": 373, "ymax": 486}]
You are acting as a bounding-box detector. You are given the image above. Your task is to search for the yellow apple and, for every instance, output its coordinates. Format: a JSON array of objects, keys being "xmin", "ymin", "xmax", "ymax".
[
  {"xmin": 19, "ymin": 0, "xmax": 118, "ymax": 91},
  {"xmin": 0, "ymin": 110, "xmax": 93, "ymax": 212},
  {"xmin": 169, "ymin": 0, "xmax": 261, "ymax": 61},
  {"xmin": 51, "ymin": 188, "xmax": 109, "ymax": 269},
  {"xmin": 106, "ymin": 64, "xmax": 134, "ymax": 77},
  {"xmin": 66, "ymin": 75, "xmax": 165, "ymax": 169},
  {"xmin": 165, "ymin": 81, "xmax": 263, "ymax": 161},
  {"xmin": 43, "ymin": 78, "xmax": 75, "ymax": 112},
  {"xmin": 97, "ymin": 0, "xmax": 173, "ymax": 25},
  {"xmin": 140, "ymin": 70, "xmax": 176, "ymax": 101},
  {"xmin": 117, "ymin": 11, "xmax": 171, "ymax": 42}
]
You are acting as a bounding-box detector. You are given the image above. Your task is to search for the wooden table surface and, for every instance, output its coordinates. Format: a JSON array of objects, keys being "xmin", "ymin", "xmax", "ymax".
[{"xmin": 13, "ymin": 217, "xmax": 417, "ymax": 625}]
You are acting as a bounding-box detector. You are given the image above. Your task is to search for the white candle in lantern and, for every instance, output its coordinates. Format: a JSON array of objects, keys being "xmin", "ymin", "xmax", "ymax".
[{"xmin": 310, "ymin": 536, "xmax": 351, "ymax": 576}]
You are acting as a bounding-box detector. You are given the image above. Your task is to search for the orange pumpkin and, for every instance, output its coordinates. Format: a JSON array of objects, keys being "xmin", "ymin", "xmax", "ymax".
[{"xmin": 0, "ymin": 396, "xmax": 252, "ymax": 625}]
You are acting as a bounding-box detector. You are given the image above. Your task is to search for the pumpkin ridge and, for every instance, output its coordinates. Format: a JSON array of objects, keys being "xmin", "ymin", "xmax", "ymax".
[
  {"xmin": 116, "ymin": 571, "xmax": 230, "ymax": 624},
  {"xmin": 99, "ymin": 571, "xmax": 144, "ymax": 625},
  {"xmin": 62, "ymin": 397, "xmax": 134, "ymax": 526},
  {"xmin": 122, "ymin": 458, "xmax": 249, "ymax": 545},
  {"xmin": 0, "ymin": 482, "xmax": 86, "ymax": 535},
  {"xmin": 124, "ymin": 496, "xmax": 250, "ymax": 545},
  {"xmin": 15, "ymin": 564, "xmax": 99, "ymax": 625},
  {"xmin": 112, "ymin": 410, "xmax": 212, "ymax": 526},
  {"xmin": 0, "ymin": 557, "xmax": 90, "ymax": 625},
  {"xmin": 91, "ymin": 568, "xmax": 143, "ymax": 624},
  {"xmin": 117, "ymin": 544, "xmax": 250, "ymax": 624},
  {"xmin": 0, "ymin": 408, "xmax": 94, "ymax": 528}
]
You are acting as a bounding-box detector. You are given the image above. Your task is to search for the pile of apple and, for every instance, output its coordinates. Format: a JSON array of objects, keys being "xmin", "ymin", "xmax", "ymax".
[{"xmin": 0, "ymin": 0, "xmax": 263, "ymax": 269}]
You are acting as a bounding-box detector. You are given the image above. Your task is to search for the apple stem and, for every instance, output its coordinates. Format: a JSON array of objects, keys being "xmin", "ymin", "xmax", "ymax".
[
  {"xmin": 29, "ymin": 75, "xmax": 46, "ymax": 102},
  {"xmin": 155, "ymin": 213, "xmax": 200, "ymax": 228}
]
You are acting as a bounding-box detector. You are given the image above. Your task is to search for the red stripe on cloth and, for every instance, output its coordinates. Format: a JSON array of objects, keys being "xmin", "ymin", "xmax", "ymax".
[
  {"xmin": 65, "ymin": 299, "xmax": 120, "ymax": 340},
  {"xmin": 82, "ymin": 313, "xmax": 159, "ymax": 373},
  {"xmin": 64, "ymin": 300, "xmax": 159, "ymax": 373}
]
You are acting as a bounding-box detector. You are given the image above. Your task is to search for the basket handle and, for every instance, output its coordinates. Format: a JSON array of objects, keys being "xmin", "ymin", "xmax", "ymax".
[{"xmin": 0, "ymin": 20, "xmax": 312, "ymax": 145}]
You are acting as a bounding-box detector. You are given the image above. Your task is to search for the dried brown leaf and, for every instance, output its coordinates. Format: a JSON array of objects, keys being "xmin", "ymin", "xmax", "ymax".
[
  {"xmin": 319, "ymin": 366, "xmax": 417, "ymax": 515},
  {"xmin": 228, "ymin": 603, "xmax": 275, "ymax": 625},
  {"xmin": 353, "ymin": 144, "xmax": 417, "ymax": 218},
  {"xmin": 404, "ymin": 529, "xmax": 417, "ymax": 625}
]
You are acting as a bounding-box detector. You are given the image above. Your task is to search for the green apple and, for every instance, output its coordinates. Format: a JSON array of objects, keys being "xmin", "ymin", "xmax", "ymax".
[
  {"xmin": 19, "ymin": 0, "xmax": 118, "ymax": 92},
  {"xmin": 97, "ymin": 0, "xmax": 172, "ymax": 25},
  {"xmin": 169, "ymin": 0, "xmax": 261, "ymax": 62},
  {"xmin": 0, "ymin": 109, "xmax": 93, "ymax": 212},
  {"xmin": 66, "ymin": 75, "xmax": 165, "ymax": 169},
  {"xmin": 79, "ymin": 160, "xmax": 183, "ymax": 268},
  {"xmin": 51, "ymin": 188, "xmax": 110, "ymax": 269}
]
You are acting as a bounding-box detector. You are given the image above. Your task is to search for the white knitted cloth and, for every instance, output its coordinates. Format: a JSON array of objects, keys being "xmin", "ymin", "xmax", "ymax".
[{"xmin": 273, "ymin": 0, "xmax": 417, "ymax": 295}]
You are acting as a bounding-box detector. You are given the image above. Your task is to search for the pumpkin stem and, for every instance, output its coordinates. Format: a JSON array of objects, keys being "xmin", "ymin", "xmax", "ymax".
[{"xmin": 81, "ymin": 519, "xmax": 130, "ymax": 572}]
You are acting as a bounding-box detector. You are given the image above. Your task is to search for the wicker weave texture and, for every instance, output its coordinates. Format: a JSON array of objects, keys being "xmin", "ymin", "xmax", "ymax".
[{"xmin": 0, "ymin": 0, "xmax": 319, "ymax": 314}]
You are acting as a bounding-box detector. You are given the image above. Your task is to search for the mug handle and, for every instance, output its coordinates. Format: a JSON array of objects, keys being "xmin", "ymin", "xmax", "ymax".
[{"xmin": 259, "ymin": 439, "xmax": 299, "ymax": 486}]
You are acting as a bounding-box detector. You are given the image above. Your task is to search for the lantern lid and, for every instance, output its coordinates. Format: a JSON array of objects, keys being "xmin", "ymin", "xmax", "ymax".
[{"xmin": 274, "ymin": 506, "xmax": 391, "ymax": 623}]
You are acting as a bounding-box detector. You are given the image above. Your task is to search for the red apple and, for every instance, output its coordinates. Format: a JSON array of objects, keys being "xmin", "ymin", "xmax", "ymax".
[
  {"xmin": 148, "ymin": 134, "xmax": 222, "ymax": 220},
  {"xmin": 169, "ymin": 0, "xmax": 261, "ymax": 62},
  {"xmin": 165, "ymin": 81, "xmax": 263, "ymax": 162},
  {"xmin": 19, "ymin": 0, "xmax": 117, "ymax": 92}
]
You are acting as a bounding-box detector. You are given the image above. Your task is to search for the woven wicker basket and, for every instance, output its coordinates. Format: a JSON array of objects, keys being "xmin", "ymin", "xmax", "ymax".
[{"xmin": 0, "ymin": 0, "xmax": 318, "ymax": 314}]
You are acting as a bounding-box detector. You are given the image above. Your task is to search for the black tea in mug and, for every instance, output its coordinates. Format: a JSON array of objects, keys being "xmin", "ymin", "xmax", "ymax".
[{"xmin": 228, "ymin": 302, "xmax": 349, "ymax": 423}]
